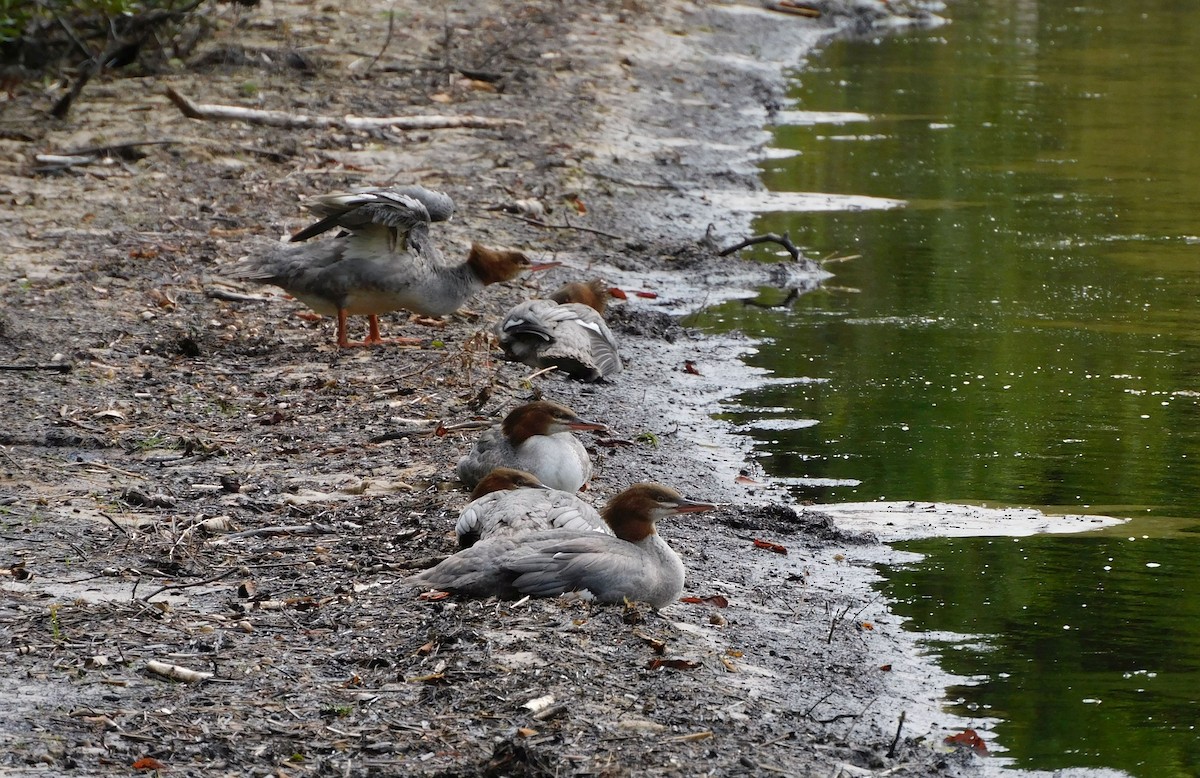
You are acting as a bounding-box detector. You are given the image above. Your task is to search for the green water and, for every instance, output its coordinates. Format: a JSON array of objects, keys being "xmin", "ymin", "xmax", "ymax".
[{"xmin": 692, "ymin": 2, "xmax": 1200, "ymax": 774}]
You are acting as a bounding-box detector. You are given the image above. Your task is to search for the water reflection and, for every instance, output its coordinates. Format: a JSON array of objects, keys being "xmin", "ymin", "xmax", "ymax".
[
  {"xmin": 690, "ymin": 0, "xmax": 1200, "ymax": 774},
  {"xmin": 884, "ymin": 533, "xmax": 1200, "ymax": 776}
]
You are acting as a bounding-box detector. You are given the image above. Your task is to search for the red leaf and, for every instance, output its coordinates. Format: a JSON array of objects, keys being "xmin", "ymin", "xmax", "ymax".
[
  {"xmin": 132, "ymin": 756, "xmax": 167, "ymax": 770},
  {"xmin": 735, "ymin": 475, "xmax": 761, "ymax": 485},
  {"xmin": 753, "ymin": 539, "xmax": 788, "ymax": 555},
  {"xmin": 945, "ymin": 729, "xmax": 989, "ymax": 755},
  {"xmin": 879, "ymin": 664, "xmax": 892, "ymax": 672},
  {"xmin": 608, "ymin": 287, "xmax": 629, "ymax": 300},
  {"xmin": 679, "ymin": 594, "xmax": 729, "ymax": 608},
  {"xmin": 634, "ymin": 290, "xmax": 658, "ymax": 299},
  {"xmin": 418, "ymin": 590, "xmax": 451, "ymax": 601},
  {"xmin": 683, "ymin": 360, "xmax": 701, "ymax": 375}
]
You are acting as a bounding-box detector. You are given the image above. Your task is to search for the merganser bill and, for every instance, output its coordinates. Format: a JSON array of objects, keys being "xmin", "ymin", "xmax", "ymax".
[
  {"xmin": 227, "ymin": 186, "xmax": 558, "ymax": 348},
  {"xmin": 409, "ymin": 483, "xmax": 717, "ymax": 608},
  {"xmin": 496, "ymin": 279, "xmax": 622, "ymax": 382},
  {"xmin": 456, "ymin": 401, "xmax": 605, "ymax": 492},
  {"xmin": 456, "ymin": 467, "xmax": 609, "ymax": 548}
]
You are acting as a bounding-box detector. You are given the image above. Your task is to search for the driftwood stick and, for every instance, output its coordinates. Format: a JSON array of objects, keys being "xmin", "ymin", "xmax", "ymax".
[
  {"xmin": 719, "ymin": 232, "xmax": 802, "ymax": 261},
  {"xmin": 763, "ymin": 2, "xmax": 822, "ymax": 18},
  {"xmin": 0, "ymin": 363, "xmax": 71, "ymax": 373},
  {"xmin": 146, "ymin": 659, "xmax": 212, "ymax": 684},
  {"xmin": 165, "ymin": 87, "xmax": 523, "ymax": 130}
]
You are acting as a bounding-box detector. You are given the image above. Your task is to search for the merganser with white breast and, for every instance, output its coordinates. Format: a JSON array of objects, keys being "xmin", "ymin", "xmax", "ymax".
[
  {"xmin": 409, "ymin": 483, "xmax": 717, "ymax": 609},
  {"xmin": 227, "ymin": 185, "xmax": 558, "ymax": 347},
  {"xmin": 496, "ymin": 279, "xmax": 622, "ymax": 382},
  {"xmin": 455, "ymin": 468, "xmax": 609, "ymax": 548},
  {"xmin": 456, "ymin": 401, "xmax": 605, "ymax": 493}
]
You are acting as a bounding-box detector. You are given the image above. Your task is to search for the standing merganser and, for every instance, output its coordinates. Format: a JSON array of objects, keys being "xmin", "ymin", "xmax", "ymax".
[
  {"xmin": 227, "ymin": 186, "xmax": 558, "ymax": 348},
  {"xmin": 455, "ymin": 467, "xmax": 609, "ymax": 548},
  {"xmin": 456, "ymin": 401, "xmax": 605, "ymax": 492},
  {"xmin": 408, "ymin": 483, "xmax": 717, "ymax": 608},
  {"xmin": 496, "ymin": 279, "xmax": 622, "ymax": 382}
]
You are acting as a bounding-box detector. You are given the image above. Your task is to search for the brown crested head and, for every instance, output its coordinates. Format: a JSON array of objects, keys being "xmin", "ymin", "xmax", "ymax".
[
  {"xmin": 501, "ymin": 400, "xmax": 606, "ymax": 444},
  {"xmin": 601, "ymin": 483, "xmax": 718, "ymax": 543},
  {"xmin": 469, "ymin": 467, "xmax": 547, "ymax": 500},
  {"xmin": 467, "ymin": 243, "xmax": 561, "ymax": 285},
  {"xmin": 549, "ymin": 279, "xmax": 609, "ymax": 314}
]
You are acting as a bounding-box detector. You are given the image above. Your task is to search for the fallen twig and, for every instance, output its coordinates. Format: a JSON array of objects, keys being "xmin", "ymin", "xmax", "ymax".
[
  {"xmin": 363, "ymin": 9, "xmax": 396, "ymax": 75},
  {"xmin": 165, "ymin": 87, "xmax": 524, "ymax": 130},
  {"xmin": 719, "ymin": 232, "xmax": 802, "ymax": 261},
  {"xmin": 886, "ymin": 711, "xmax": 906, "ymax": 758},
  {"xmin": 214, "ymin": 522, "xmax": 336, "ymax": 542},
  {"xmin": 763, "ymin": 1, "xmax": 821, "ymax": 18},
  {"xmin": 505, "ymin": 213, "xmax": 625, "ymax": 241},
  {"xmin": 0, "ymin": 363, "xmax": 71, "ymax": 373},
  {"xmin": 141, "ymin": 567, "xmax": 241, "ymax": 602},
  {"xmin": 146, "ymin": 659, "xmax": 212, "ymax": 684}
]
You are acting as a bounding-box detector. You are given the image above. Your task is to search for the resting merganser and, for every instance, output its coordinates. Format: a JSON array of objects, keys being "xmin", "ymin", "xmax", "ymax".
[
  {"xmin": 228, "ymin": 185, "xmax": 558, "ymax": 348},
  {"xmin": 455, "ymin": 467, "xmax": 609, "ymax": 548},
  {"xmin": 496, "ymin": 279, "xmax": 622, "ymax": 382},
  {"xmin": 456, "ymin": 401, "xmax": 605, "ymax": 492},
  {"xmin": 409, "ymin": 483, "xmax": 717, "ymax": 608}
]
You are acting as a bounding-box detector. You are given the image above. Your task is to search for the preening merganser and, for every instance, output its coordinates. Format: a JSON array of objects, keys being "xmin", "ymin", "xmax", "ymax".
[
  {"xmin": 496, "ymin": 279, "xmax": 622, "ymax": 382},
  {"xmin": 456, "ymin": 401, "xmax": 605, "ymax": 492},
  {"xmin": 228, "ymin": 186, "xmax": 556, "ymax": 347},
  {"xmin": 409, "ymin": 483, "xmax": 717, "ymax": 608},
  {"xmin": 455, "ymin": 467, "xmax": 609, "ymax": 548},
  {"xmin": 548, "ymin": 279, "xmax": 609, "ymax": 312}
]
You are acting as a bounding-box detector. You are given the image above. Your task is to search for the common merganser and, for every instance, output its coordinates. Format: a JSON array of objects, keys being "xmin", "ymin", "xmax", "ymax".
[
  {"xmin": 496, "ymin": 280, "xmax": 622, "ymax": 382},
  {"xmin": 548, "ymin": 279, "xmax": 609, "ymax": 312},
  {"xmin": 456, "ymin": 401, "xmax": 605, "ymax": 492},
  {"xmin": 455, "ymin": 467, "xmax": 609, "ymax": 548},
  {"xmin": 409, "ymin": 483, "xmax": 717, "ymax": 608},
  {"xmin": 227, "ymin": 186, "xmax": 557, "ymax": 348}
]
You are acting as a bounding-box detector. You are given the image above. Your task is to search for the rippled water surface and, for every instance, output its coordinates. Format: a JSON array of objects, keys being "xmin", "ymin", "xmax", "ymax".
[{"xmin": 692, "ymin": 2, "xmax": 1200, "ymax": 774}]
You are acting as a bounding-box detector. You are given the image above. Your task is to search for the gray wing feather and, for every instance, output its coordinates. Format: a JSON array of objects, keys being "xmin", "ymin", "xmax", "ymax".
[
  {"xmin": 456, "ymin": 489, "xmax": 606, "ymax": 547},
  {"xmin": 456, "ymin": 428, "xmax": 517, "ymax": 488},
  {"xmin": 503, "ymin": 536, "xmax": 648, "ymax": 602}
]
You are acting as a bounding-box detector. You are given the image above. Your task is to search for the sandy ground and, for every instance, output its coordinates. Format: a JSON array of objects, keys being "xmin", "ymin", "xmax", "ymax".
[{"xmin": 0, "ymin": 0, "xmax": 1083, "ymax": 774}]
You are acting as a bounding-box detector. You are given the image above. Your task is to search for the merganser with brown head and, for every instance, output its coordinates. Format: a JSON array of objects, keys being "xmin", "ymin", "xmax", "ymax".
[
  {"xmin": 455, "ymin": 467, "xmax": 609, "ymax": 548},
  {"xmin": 227, "ymin": 186, "xmax": 557, "ymax": 347},
  {"xmin": 409, "ymin": 483, "xmax": 717, "ymax": 609},
  {"xmin": 456, "ymin": 401, "xmax": 605, "ymax": 493},
  {"xmin": 496, "ymin": 279, "xmax": 622, "ymax": 382}
]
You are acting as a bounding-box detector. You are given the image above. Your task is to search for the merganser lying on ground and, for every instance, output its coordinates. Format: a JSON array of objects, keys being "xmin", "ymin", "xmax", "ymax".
[
  {"xmin": 228, "ymin": 185, "xmax": 557, "ymax": 347},
  {"xmin": 496, "ymin": 279, "xmax": 622, "ymax": 382},
  {"xmin": 409, "ymin": 483, "xmax": 716, "ymax": 608},
  {"xmin": 455, "ymin": 467, "xmax": 609, "ymax": 548},
  {"xmin": 456, "ymin": 401, "xmax": 605, "ymax": 492}
]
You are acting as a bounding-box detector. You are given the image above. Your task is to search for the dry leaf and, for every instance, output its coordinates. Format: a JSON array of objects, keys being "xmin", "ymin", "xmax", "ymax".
[
  {"xmin": 753, "ymin": 538, "xmax": 788, "ymax": 555},
  {"xmin": 132, "ymin": 756, "xmax": 166, "ymax": 770},
  {"xmin": 647, "ymin": 658, "xmax": 701, "ymax": 671},
  {"xmin": 945, "ymin": 729, "xmax": 988, "ymax": 755},
  {"xmin": 679, "ymin": 594, "xmax": 729, "ymax": 608}
]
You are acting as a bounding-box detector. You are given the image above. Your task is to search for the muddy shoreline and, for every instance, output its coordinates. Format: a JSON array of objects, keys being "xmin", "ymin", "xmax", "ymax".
[{"xmin": 0, "ymin": 1, "xmax": 998, "ymax": 775}]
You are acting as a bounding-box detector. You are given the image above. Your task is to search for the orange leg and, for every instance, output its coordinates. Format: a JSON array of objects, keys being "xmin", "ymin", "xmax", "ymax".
[
  {"xmin": 335, "ymin": 309, "xmax": 370, "ymax": 348},
  {"xmin": 337, "ymin": 311, "xmax": 421, "ymax": 347}
]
